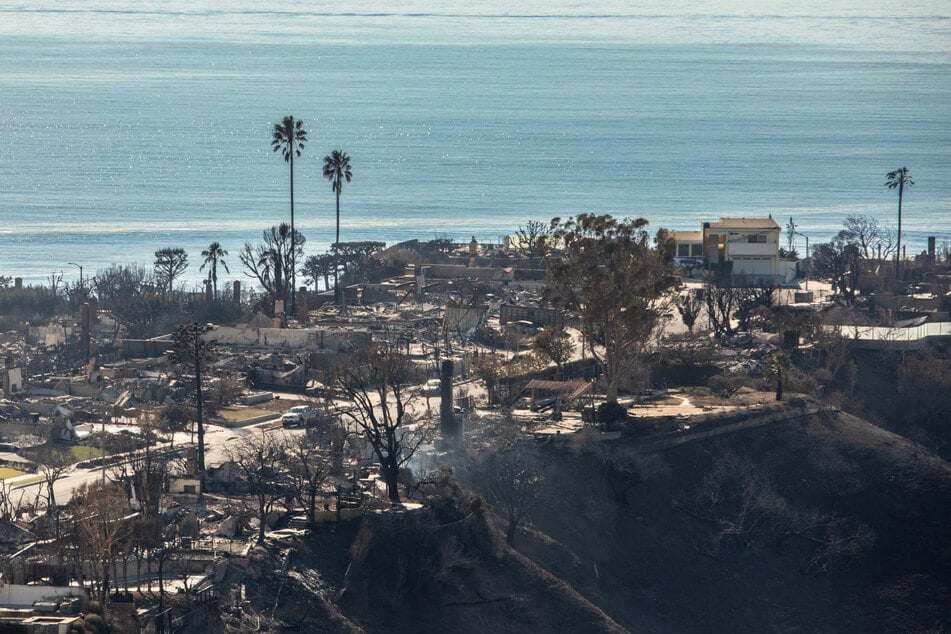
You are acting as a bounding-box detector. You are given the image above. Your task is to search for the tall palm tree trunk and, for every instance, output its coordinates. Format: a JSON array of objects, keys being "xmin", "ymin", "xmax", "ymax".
[
  {"xmin": 289, "ymin": 152, "xmax": 297, "ymax": 313},
  {"xmin": 896, "ymin": 182, "xmax": 903, "ymax": 280},
  {"xmin": 335, "ymin": 188, "xmax": 341, "ymax": 305}
]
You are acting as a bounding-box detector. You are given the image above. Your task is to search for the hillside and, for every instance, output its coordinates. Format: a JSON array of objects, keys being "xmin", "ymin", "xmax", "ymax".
[
  {"xmin": 229, "ymin": 484, "xmax": 627, "ymax": 634},
  {"xmin": 215, "ymin": 405, "xmax": 950, "ymax": 633},
  {"xmin": 506, "ymin": 406, "xmax": 951, "ymax": 632}
]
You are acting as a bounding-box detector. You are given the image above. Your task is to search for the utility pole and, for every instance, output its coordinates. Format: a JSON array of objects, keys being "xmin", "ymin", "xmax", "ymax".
[
  {"xmin": 102, "ymin": 416, "xmax": 107, "ymax": 485},
  {"xmin": 795, "ymin": 231, "xmax": 810, "ymax": 291}
]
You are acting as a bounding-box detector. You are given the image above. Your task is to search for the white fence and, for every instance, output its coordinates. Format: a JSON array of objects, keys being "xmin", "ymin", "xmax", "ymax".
[{"xmin": 823, "ymin": 322, "xmax": 951, "ymax": 349}]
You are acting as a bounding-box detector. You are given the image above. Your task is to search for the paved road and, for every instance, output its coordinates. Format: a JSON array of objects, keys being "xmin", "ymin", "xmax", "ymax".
[
  {"xmin": 5, "ymin": 381, "xmax": 469, "ymax": 510},
  {"xmin": 6, "ymin": 420, "xmax": 296, "ymax": 509}
]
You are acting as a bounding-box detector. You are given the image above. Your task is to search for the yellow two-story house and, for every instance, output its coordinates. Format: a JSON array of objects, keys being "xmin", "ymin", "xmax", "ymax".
[{"xmin": 701, "ymin": 217, "xmax": 781, "ymax": 278}]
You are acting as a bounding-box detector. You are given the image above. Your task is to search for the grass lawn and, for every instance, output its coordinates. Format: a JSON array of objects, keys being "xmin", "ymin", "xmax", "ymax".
[
  {"xmin": 0, "ymin": 467, "xmax": 27, "ymax": 480},
  {"xmin": 69, "ymin": 445, "xmax": 105, "ymax": 462},
  {"xmin": 217, "ymin": 406, "xmax": 275, "ymax": 423}
]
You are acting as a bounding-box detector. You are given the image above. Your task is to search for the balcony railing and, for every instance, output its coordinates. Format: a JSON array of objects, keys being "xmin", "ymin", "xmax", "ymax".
[{"xmin": 727, "ymin": 242, "xmax": 777, "ymax": 257}]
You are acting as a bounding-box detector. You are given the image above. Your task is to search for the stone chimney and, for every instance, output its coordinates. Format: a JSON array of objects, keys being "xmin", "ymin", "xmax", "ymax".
[
  {"xmin": 273, "ymin": 299, "xmax": 284, "ymax": 328},
  {"xmin": 233, "ymin": 280, "xmax": 241, "ymax": 303},
  {"xmin": 186, "ymin": 447, "xmax": 198, "ymax": 475},
  {"xmin": 297, "ymin": 287, "xmax": 308, "ymax": 322},
  {"xmin": 80, "ymin": 302, "xmax": 91, "ymax": 362},
  {"xmin": 13, "ymin": 278, "xmax": 21, "ymax": 289},
  {"xmin": 2, "ymin": 356, "xmax": 11, "ymax": 395},
  {"xmin": 415, "ymin": 264, "xmax": 426, "ymax": 298},
  {"xmin": 440, "ymin": 359, "xmax": 461, "ymax": 445},
  {"xmin": 86, "ymin": 354, "xmax": 100, "ymax": 381}
]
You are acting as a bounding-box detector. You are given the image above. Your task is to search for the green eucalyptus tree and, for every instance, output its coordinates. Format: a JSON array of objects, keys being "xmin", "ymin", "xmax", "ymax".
[
  {"xmin": 153, "ymin": 247, "xmax": 188, "ymax": 294},
  {"xmin": 544, "ymin": 214, "xmax": 678, "ymax": 404}
]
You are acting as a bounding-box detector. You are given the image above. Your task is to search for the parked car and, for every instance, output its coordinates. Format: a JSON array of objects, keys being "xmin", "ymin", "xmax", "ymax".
[
  {"xmin": 281, "ymin": 412, "xmax": 304, "ymax": 428},
  {"xmin": 420, "ymin": 378, "xmax": 443, "ymax": 396},
  {"xmin": 288, "ymin": 405, "xmax": 318, "ymax": 425}
]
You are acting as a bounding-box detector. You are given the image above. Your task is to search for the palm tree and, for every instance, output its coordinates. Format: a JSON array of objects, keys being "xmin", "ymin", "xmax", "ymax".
[
  {"xmin": 300, "ymin": 253, "xmax": 336, "ymax": 292},
  {"xmin": 272, "ymin": 115, "xmax": 307, "ymax": 311},
  {"xmin": 200, "ymin": 241, "xmax": 229, "ymax": 300},
  {"xmin": 885, "ymin": 166, "xmax": 914, "ymax": 279},
  {"xmin": 322, "ymin": 150, "xmax": 352, "ymax": 304}
]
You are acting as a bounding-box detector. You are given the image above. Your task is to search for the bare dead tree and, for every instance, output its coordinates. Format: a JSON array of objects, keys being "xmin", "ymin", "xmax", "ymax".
[
  {"xmin": 842, "ymin": 215, "xmax": 884, "ymax": 259},
  {"xmin": 475, "ymin": 443, "xmax": 546, "ymax": 545},
  {"xmin": 680, "ymin": 454, "xmax": 875, "ymax": 569},
  {"xmin": 284, "ymin": 434, "xmax": 334, "ymax": 524},
  {"xmin": 513, "ymin": 219, "xmax": 552, "ymax": 268},
  {"xmin": 676, "ymin": 290, "xmax": 703, "ymax": 333},
  {"xmin": 227, "ymin": 433, "xmax": 291, "ymax": 543},
  {"xmin": 68, "ymin": 481, "xmax": 135, "ymax": 603},
  {"xmin": 703, "ymin": 278, "xmax": 738, "ymax": 339},
  {"xmin": 32, "ymin": 444, "xmax": 72, "ymax": 537},
  {"xmin": 333, "ymin": 343, "xmax": 428, "ymax": 505}
]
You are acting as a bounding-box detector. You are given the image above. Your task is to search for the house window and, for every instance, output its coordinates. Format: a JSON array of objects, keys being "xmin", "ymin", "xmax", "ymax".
[
  {"xmin": 747, "ymin": 234, "xmax": 766, "ymax": 243},
  {"xmin": 677, "ymin": 244, "xmax": 690, "ymax": 257}
]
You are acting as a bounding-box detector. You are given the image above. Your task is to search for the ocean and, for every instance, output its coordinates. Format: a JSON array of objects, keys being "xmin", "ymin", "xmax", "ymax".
[{"xmin": 1, "ymin": 1, "xmax": 949, "ymax": 287}]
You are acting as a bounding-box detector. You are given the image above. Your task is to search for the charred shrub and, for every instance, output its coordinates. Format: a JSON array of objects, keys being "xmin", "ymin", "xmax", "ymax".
[
  {"xmin": 345, "ymin": 489, "xmax": 491, "ymax": 609},
  {"xmin": 707, "ymin": 372, "xmax": 751, "ymax": 397},
  {"xmin": 596, "ymin": 401, "xmax": 628, "ymax": 425}
]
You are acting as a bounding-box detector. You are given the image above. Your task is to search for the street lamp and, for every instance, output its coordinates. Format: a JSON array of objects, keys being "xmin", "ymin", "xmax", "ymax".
[{"xmin": 67, "ymin": 262, "xmax": 83, "ymax": 287}]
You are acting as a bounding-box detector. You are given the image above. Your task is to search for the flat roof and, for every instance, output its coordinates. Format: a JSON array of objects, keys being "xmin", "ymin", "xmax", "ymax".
[
  {"xmin": 704, "ymin": 217, "xmax": 780, "ymax": 230},
  {"xmin": 670, "ymin": 230, "xmax": 702, "ymax": 242}
]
